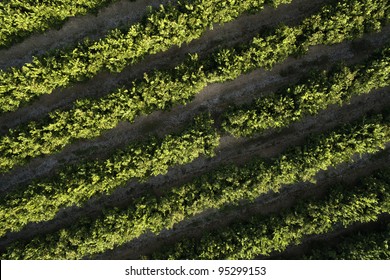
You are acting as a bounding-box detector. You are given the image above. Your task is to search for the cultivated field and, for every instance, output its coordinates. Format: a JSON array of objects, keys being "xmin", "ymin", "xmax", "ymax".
[{"xmin": 0, "ymin": 0, "xmax": 389, "ymax": 259}]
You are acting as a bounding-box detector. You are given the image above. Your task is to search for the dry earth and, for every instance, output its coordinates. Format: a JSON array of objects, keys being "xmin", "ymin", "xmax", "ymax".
[{"xmin": 0, "ymin": 0, "xmax": 389, "ymax": 259}]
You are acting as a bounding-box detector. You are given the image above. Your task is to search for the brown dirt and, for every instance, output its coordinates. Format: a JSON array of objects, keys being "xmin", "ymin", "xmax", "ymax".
[
  {"xmin": 95, "ymin": 149, "xmax": 390, "ymax": 259},
  {"xmin": 0, "ymin": 0, "xmax": 332, "ymax": 133},
  {"xmin": 1, "ymin": 86, "xmax": 389, "ymax": 250},
  {"xmin": 1, "ymin": 25, "xmax": 389, "ymax": 194},
  {"xmin": 0, "ymin": 0, "xmax": 171, "ymax": 70},
  {"xmin": 1, "ymin": 0, "xmax": 390, "ymax": 259}
]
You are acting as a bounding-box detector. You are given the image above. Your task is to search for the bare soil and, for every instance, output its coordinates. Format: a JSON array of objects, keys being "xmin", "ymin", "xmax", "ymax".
[
  {"xmin": 0, "ymin": 0, "xmax": 333, "ymax": 133},
  {"xmin": 1, "ymin": 0, "xmax": 390, "ymax": 260},
  {"xmin": 95, "ymin": 149, "xmax": 390, "ymax": 259},
  {"xmin": 0, "ymin": 0, "xmax": 171, "ymax": 70},
  {"xmin": 1, "ymin": 86, "xmax": 389, "ymax": 251},
  {"xmin": 1, "ymin": 25, "xmax": 389, "ymax": 194}
]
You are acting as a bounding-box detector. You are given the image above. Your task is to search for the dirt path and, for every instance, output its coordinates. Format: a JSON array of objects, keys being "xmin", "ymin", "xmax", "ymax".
[
  {"xmin": 1, "ymin": 0, "xmax": 390, "ymax": 253},
  {"xmin": 1, "ymin": 87, "xmax": 389, "ymax": 250},
  {"xmin": 0, "ymin": 0, "xmax": 333, "ymax": 133},
  {"xmin": 94, "ymin": 149, "xmax": 390, "ymax": 259},
  {"xmin": 1, "ymin": 26, "xmax": 389, "ymax": 194},
  {"xmin": 0, "ymin": 0, "xmax": 170, "ymax": 70}
]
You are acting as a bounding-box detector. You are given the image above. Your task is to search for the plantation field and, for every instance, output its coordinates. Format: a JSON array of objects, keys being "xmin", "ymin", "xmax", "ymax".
[{"xmin": 0, "ymin": 0, "xmax": 389, "ymax": 260}]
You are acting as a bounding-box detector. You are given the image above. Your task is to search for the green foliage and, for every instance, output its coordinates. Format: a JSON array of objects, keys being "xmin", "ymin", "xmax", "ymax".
[
  {"xmin": 2, "ymin": 114, "xmax": 389, "ymax": 259},
  {"xmin": 0, "ymin": 114, "xmax": 220, "ymax": 237},
  {"xmin": 304, "ymin": 223, "xmax": 390, "ymax": 259},
  {"xmin": 1, "ymin": 0, "xmax": 387, "ymax": 113},
  {"xmin": 1, "ymin": 0, "xmax": 388, "ymax": 173},
  {"xmin": 0, "ymin": 0, "xmax": 120, "ymax": 48},
  {"xmin": 150, "ymin": 170, "xmax": 390, "ymax": 259},
  {"xmin": 222, "ymin": 44, "xmax": 390, "ymax": 137},
  {"xmin": 0, "ymin": 0, "xmax": 289, "ymax": 112}
]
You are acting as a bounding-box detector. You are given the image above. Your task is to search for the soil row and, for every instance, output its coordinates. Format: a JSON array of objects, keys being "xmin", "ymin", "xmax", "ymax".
[
  {"xmin": 1, "ymin": 86, "xmax": 389, "ymax": 250},
  {"xmin": 0, "ymin": 0, "xmax": 171, "ymax": 70},
  {"xmin": 1, "ymin": 27, "xmax": 389, "ymax": 193},
  {"xmin": 95, "ymin": 149, "xmax": 390, "ymax": 259},
  {"xmin": 0, "ymin": 0, "xmax": 332, "ymax": 132}
]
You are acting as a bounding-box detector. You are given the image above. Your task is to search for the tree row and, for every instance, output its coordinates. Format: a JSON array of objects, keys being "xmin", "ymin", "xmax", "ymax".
[
  {"xmin": 222, "ymin": 44, "xmax": 390, "ymax": 137},
  {"xmin": 303, "ymin": 222, "xmax": 390, "ymax": 259},
  {"xmin": 2, "ymin": 113, "xmax": 389, "ymax": 259},
  {"xmin": 1, "ymin": 0, "xmax": 387, "ymax": 173},
  {"xmin": 0, "ymin": 0, "xmax": 292, "ymax": 112},
  {"xmin": 2, "ymin": 44, "xmax": 389, "ymax": 238},
  {"xmin": 0, "ymin": 114, "xmax": 219, "ymax": 237},
  {"xmin": 0, "ymin": 0, "xmax": 120, "ymax": 48},
  {"xmin": 149, "ymin": 168, "xmax": 390, "ymax": 259}
]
